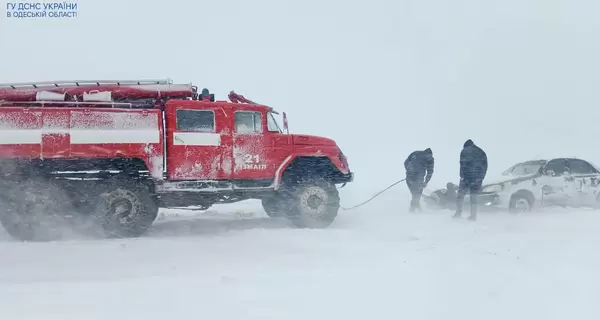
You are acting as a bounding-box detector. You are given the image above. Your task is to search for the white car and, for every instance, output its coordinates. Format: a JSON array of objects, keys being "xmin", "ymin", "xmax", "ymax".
[{"xmin": 478, "ymin": 158, "xmax": 600, "ymax": 212}]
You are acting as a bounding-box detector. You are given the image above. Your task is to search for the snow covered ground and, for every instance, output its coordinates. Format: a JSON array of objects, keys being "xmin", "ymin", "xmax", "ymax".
[
  {"xmin": 1, "ymin": 195, "xmax": 599, "ymax": 320},
  {"xmin": 4, "ymin": 0, "xmax": 600, "ymax": 318}
]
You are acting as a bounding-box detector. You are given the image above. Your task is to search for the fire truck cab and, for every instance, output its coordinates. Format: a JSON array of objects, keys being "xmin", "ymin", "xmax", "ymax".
[{"xmin": 0, "ymin": 78, "xmax": 353, "ymax": 241}]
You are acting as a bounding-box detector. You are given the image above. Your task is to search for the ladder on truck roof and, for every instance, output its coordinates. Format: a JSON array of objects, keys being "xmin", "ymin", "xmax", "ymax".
[{"xmin": 0, "ymin": 78, "xmax": 173, "ymax": 89}]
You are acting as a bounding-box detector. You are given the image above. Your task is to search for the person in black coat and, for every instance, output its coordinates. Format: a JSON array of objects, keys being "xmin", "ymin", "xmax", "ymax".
[
  {"xmin": 454, "ymin": 139, "xmax": 488, "ymax": 220},
  {"xmin": 404, "ymin": 148, "xmax": 434, "ymax": 212}
]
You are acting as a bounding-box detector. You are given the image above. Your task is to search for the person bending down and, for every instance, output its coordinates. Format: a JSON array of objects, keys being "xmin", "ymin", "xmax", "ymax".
[{"xmin": 404, "ymin": 148, "xmax": 434, "ymax": 212}]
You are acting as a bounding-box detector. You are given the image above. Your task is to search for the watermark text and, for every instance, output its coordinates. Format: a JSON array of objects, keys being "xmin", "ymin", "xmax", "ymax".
[{"xmin": 5, "ymin": 2, "xmax": 78, "ymax": 18}]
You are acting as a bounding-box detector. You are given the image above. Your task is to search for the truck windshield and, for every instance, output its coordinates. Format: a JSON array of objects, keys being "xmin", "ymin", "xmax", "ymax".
[{"xmin": 267, "ymin": 111, "xmax": 282, "ymax": 133}]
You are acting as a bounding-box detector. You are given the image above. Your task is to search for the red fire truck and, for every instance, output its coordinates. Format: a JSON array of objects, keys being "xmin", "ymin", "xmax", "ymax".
[{"xmin": 0, "ymin": 78, "xmax": 353, "ymax": 241}]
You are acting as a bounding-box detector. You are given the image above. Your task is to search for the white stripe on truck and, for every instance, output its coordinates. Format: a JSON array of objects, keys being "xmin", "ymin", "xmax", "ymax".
[
  {"xmin": 70, "ymin": 129, "xmax": 160, "ymax": 144},
  {"xmin": 173, "ymin": 132, "xmax": 221, "ymax": 146},
  {"xmin": 0, "ymin": 129, "xmax": 160, "ymax": 144},
  {"xmin": 0, "ymin": 129, "xmax": 44, "ymax": 144},
  {"xmin": 0, "ymin": 130, "xmax": 222, "ymax": 146}
]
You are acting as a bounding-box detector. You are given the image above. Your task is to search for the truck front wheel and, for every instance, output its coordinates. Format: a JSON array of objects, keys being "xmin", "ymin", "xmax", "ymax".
[
  {"xmin": 287, "ymin": 179, "xmax": 340, "ymax": 228},
  {"xmin": 95, "ymin": 180, "xmax": 158, "ymax": 238}
]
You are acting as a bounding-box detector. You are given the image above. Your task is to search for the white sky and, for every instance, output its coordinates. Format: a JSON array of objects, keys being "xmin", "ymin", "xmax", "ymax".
[{"xmin": 2, "ymin": 0, "xmax": 600, "ymax": 198}]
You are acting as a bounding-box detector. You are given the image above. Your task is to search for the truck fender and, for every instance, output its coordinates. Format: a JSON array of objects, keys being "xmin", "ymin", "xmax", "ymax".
[{"xmin": 272, "ymin": 153, "xmax": 347, "ymax": 190}]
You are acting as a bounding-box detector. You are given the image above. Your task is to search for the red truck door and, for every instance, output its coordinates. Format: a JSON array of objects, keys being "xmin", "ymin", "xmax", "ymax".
[
  {"xmin": 164, "ymin": 101, "xmax": 232, "ymax": 180},
  {"xmin": 231, "ymin": 109, "xmax": 270, "ymax": 180}
]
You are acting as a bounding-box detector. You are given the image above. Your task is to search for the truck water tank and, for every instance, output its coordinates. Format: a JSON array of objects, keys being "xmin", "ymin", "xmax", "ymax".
[
  {"xmin": 83, "ymin": 90, "xmax": 112, "ymax": 102},
  {"xmin": 36, "ymin": 91, "xmax": 66, "ymax": 101}
]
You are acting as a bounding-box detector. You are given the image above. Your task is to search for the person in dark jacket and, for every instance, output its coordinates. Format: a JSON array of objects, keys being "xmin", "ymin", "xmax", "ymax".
[
  {"xmin": 454, "ymin": 139, "xmax": 488, "ymax": 220},
  {"xmin": 404, "ymin": 148, "xmax": 434, "ymax": 212}
]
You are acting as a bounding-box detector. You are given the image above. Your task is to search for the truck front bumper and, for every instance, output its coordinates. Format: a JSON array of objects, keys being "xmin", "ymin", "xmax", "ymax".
[
  {"xmin": 345, "ymin": 171, "xmax": 354, "ymax": 182},
  {"xmin": 336, "ymin": 171, "xmax": 354, "ymax": 186}
]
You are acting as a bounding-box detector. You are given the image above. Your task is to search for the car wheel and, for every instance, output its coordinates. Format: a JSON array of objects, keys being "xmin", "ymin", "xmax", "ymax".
[{"xmin": 509, "ymin": 193, "xmax": 533, "ymax": 213}]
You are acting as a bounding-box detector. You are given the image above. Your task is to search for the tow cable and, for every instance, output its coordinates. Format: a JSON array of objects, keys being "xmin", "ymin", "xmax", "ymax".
[{"xmin": 340, "ymin": 178, "xmax": 406, "ymax": 210}]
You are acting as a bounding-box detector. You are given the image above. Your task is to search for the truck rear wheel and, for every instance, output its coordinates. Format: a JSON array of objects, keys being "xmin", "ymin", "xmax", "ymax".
[
  {"xmin": 0, "ymin": 180, "xmax": 74, "ymax": 241},
  {"xmin": 94, "ymin": 180, "xmax": 158, "ymax": 238},
  {"xmin": 287, "ymin": 179, "xmax": 340, "ymax": 228}
]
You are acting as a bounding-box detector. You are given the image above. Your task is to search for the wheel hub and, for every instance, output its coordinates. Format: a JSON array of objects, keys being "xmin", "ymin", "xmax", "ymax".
[
  {"xmin": 299, "ymin": 186, "xmax": 328, "ymax": 216},
  {"xmin": 111, "ymin": 199, "xmax": 134, "ymax": 221},
  {"xmin": 102, "ymin": 189, "xmax": 142, "ymax": 224},
  {"xmin": 515, "ymin": 199, "xmax": 530, "ymax": 212},
  {"xmin": 307, "ymin": 194, "xmax": 324, "ymax": 210}
]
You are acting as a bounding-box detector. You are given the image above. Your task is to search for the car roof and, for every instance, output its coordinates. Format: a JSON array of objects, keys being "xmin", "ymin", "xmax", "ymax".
[
  {"xmin": 511, "ymin": 159, "xmax": 548, "ymax": 165},
  {"xmin": 518, "ymin": 157, "xmax": 590, "ymax": 162}
]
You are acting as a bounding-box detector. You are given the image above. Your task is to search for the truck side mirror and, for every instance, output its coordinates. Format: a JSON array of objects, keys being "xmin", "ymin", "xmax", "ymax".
[{"xmin": 282, "ymin": 112, "xmax": 289, "ymax": 134}]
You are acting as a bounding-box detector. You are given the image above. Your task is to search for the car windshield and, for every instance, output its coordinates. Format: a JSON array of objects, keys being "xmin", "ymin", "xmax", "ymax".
[
  {"xmin": 589, "ymin": 161, "xmax": 600, "ymax": 172},
  {"xmin": 502, "ymin": 160, "xmax": 546, "ymax": 176},
  {"xmin": 267, "ymin": 111, "xmax": 282, "ymax": 133}
]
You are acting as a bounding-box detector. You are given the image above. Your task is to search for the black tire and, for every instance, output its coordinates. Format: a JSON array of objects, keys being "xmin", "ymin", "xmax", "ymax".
[
  {"xmin": 261, "ymin": 195, "xmax": 292, "ymax": 218},
  {"xmin": 94, "ymin": 179, "xmax": 158, "ymax": 238},
  {"xmin": 509, "ymin": 192, "xmax": 533, "ymax": 214},
  {"xmin": 287, "ymin": 179, "xmax": 340, "ymax": 228},
  {"xmin": 0, "ymin": 180, "xmax": 75, "ymax": 241}
]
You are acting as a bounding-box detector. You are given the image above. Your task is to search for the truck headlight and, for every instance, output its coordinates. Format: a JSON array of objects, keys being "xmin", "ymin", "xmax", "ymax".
[{"xmin": 482, "ymin": 184, "xmax": 503, "ymax": 193}]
